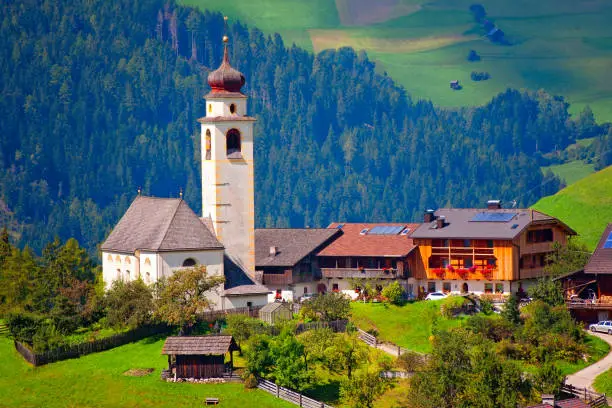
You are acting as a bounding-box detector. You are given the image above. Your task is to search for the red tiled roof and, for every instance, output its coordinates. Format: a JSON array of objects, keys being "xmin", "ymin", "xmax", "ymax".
[
  {"xmin": 585, "ymin": 224, "xmax": 612, "ymax": 274},
  {"xmin": 317, "ymin": 223, "xmax": 420, "ymax": 257}
]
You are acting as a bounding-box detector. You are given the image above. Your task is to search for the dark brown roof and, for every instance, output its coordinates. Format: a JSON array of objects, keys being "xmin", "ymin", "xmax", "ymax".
[
  {"xmin": 256, "ymin": 228, "xmax": 341, "ymax": 267},
  {"xmin": 410, "ymin": 208, "xmax": 575, "ymax": 240},
  {"xmin": 317, "ymin": 223, "xmax": 420, "ymax": 257},
  {"xmin": 101, "ymin": 196, "xmax": 223, "ymax": 253},
  {"xmin": 162, "ymin": 336, "xmax": 239, "ymax": 355},
  {"xmin": 222, "ymin": 284, "xmax": 271, "ymax": 296},
  {"xmin": 584, "ymin": 223, "xmax": 612, "ymax": 274}
]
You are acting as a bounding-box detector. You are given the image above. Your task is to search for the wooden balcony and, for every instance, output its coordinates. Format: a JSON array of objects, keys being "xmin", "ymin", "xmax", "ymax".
[
  {"xmin": 425, "ymin": 266, "xmax": 499, "ymax": 281},
  {"xmin": 521, "ymin": 242, "xmax": 553, "ymax": 255},
  {"xmin": 519, "ymin": 266, "xmax": 546, "ymax": 280},
  {"xmin": 430, "ymin": 246, "xmax": 495, "ymax": 257},
  {"xmin": 322, "ymin": 268, "xmax": 403, "ymax": 280},
  {"xmin": 262, "ymin": 271, "xmax": 292, "ymax": 286},
  {"xmin": 566, "ymin": 301, "xmax": 612, "ymax": 310}
]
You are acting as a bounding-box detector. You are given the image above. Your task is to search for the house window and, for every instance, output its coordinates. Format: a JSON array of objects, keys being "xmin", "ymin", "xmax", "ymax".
[
  {"xmin": 442, "ymin": 258, "xmax": 450, "ymax": 268},
  {"xmin": 182, "ymin": 258, "xmax": 197, "ymax": 267},
  {"xmin": 332, "ymin": 283, "xmax": 339, "ymax": 292},
  {"xmin": 465, "ymin": 258, "xmax": 473, "ymax": 268},
  {"xmin": 125, "ymin": 257, "xmax": 131, "ymax": 265},
  {"xmin": 205, "ymin": 129, "xmax": 212, "ymax": 160},
  {"xmin": 487, "ymin": 240, "xmax": 494, "ymax": 248},
  {"xmin": 144, "ymin": 258, "xmax": 151, "ymax": 266},
  {"xmin": 463, "ymin": 240, "xmax": 471, "ymax": 247},
  {"xmin": 487, "ymin": 258, "xmax": 496, "ymax": 267},
  {"xmin": 247, "ymin": 301, "xmax": 253, "ymax": 309},
  {"xmin": 226, "ymin": 128, "xmax": 241, "ymax": 157},
  {"xmin": 116, "ymin": 269, "xmax": 121, "ymax": 280},
  {"xmin": 304, "ymin": 287, "xmax": 308, "ymax": 294},
  {"xmin": 443, "ymin": 282, "xmax": 451, "ymax": 293},
  {"xmin": 230, "ymin": 103, "xmax": 236, "ymax": 114},
  {"xmin": 115, "ymin": 255, "xmax": 121, "ymax": 263},
  {"xmin": 495, "ymin": 283, "xmax": 504, "ymax": 293},
  {"xmin": 527, "ymin": 229, "xmax": 553, "ymax": 243},
  {"xmin": 484, "ymin": 283, "xmax": 493, "ymax": 293},
  {"xmin": 125, "ymin": 270, "xmax": 130, "ymax": 281},
  {"xmin": 427, "ymin": 282, "xmax": 436, "ymax": 293},
  {"xmin": 275, "ymin": 289, "xmax": 282, "ymax": 299},
  {"xmin": 107, "ymin": 255, "xmax": 113, "ymax": 262}
]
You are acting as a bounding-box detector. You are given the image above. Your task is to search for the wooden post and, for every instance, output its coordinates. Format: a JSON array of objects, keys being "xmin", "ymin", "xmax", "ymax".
[
  {"xmin": 276, "ymin": 383, "xmax": 279, "ymax": 398},
  {"xmin": 299, "ymin": 394, "xmax": 302, "ymax": 407},
  {"xmin": 398, "ymin": 345, "xmax": 401, "ymax": 357}
]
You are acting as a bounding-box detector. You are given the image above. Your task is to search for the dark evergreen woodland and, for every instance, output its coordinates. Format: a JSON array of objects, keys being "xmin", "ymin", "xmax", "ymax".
[{"xmin": 1, "ymin": 0, "xmax": 599, "ymax": 254}]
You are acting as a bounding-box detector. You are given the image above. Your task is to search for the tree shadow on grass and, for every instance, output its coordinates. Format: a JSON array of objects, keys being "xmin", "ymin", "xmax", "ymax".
[{"xmin": 303, "ymin": 380, "xmax": 341, "ymax": 404}]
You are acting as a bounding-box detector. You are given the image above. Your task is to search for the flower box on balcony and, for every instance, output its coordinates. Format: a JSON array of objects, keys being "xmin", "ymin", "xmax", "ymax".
[
  {"xmin": 457, "ymin": 268, "xmax": 469, "ymax": 280},
  {"xmin": 433, "ymin": 268, "xmax": 445, "ymax": 278}
]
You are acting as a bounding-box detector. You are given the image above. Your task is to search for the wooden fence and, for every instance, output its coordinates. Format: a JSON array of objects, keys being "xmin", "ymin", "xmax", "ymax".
[
  {"xmin": 357, "ymin": 328, "xmax": 377, "ymax": 347},
  {"xmin": 257, "ymin": 378, "xmax": 334, "ymax": 408},
  {"xmin": 561, "ymin": 384, "xmax": 607, "ymax": 407},
  {"xmin": 14, "ymin": 324, "xmax": 170, "ymax": 366},
  {"xmin": 0, "ymin": 323, "xmax": 8, "ymax": 336},
  {"xmin": 197, "ymin": 306, "xmax": 264, "ymax": 322}
]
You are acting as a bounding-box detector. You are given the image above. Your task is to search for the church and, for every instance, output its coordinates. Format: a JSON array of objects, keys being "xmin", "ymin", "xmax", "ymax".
[{"xmin": 101, "ymin": 35, "xmax": 270, "ymax": 310}]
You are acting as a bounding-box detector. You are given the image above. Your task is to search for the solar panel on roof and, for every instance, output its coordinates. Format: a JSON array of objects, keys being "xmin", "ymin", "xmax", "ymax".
[
  {"xmin": 604, "ymin": 232, "xmax": 612, "ymax": 248},
  {"xmin": 470, "ymin": 212, "xmax": 517, "ymax": 222},
  {"xmin": 368, "ymin": 225, "xmax": 405, "ymax": 235}
]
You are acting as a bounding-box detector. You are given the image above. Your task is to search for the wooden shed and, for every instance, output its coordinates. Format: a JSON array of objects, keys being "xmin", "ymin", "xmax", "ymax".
[
  {"xmin": 259, "ymin": 302, "xmax": 293, "ymax": 325},
  {"xmin": 161, "ymin": 335, "xmax": 240, "ymax": 379}
]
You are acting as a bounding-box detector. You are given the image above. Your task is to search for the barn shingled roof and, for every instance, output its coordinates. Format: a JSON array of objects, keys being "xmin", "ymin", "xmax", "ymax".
[{"xmin": 161, "ymin": 335, "xmax": 239, "ymax": 355}]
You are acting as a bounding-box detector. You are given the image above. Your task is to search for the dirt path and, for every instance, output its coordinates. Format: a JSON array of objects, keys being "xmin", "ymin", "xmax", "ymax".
[{"xmin": 566, "ymin": 331, "xmax": 612, "ymax": 391}]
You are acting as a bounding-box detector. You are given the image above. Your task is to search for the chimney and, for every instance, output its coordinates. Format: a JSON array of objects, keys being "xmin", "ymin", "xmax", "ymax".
[
  {"xmin": 541, "ymin": 394, "xmax": 555, "ymax": 406},
  {"xmin": 424, "ymin": 209, "xmax": 436, "ymax": 223},
  {"xmin": 487, "ymin": 200, "xmax": 502, "ymax": 210},
  {"xmin": 436, "ymin": 216, "xmax": 446, "ymax": 229},
  {"xmin": 269, "ymin": 246, "xmax": 278, "ymax": 257}
]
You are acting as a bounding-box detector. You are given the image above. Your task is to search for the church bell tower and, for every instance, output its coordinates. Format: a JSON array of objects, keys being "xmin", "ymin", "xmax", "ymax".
[{"xmin": 199, "ymin": 34, "xmax": 256, "ymax": 277}]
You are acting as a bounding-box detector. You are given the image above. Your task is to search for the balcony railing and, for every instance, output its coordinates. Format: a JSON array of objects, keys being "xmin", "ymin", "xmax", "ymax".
[
  {"xmin": 430, "ymin": 246, "xmax": 495, "ymax": 257},
  {"xmin": 426, "ymin": 266, "xmax": 498, "ymax": 280},
  {"xmin": 322, "ymin": 268, "xmax": 403, "ymax": 280}
]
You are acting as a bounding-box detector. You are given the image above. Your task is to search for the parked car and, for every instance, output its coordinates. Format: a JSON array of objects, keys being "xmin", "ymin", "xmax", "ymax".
[
  {"xmin": 425, "ymin": 292, "xmax": 448, "ymax": 301},
  {"xmin": 589, "ymin": 321, "xmax": 612, "ymax": 334},
  {"xmin": 300, "ymin": 293, "xmax": 318, "ymax": 303}
]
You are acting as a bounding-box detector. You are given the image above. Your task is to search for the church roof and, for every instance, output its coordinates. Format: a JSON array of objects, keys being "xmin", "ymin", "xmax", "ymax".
[
  {"xmin": 101, "ymin": 196, "xmax": 223, "ymax": 254},
  {"xmin": 206, "ymin": 40, "xmax": 245, "ymax": 97}
]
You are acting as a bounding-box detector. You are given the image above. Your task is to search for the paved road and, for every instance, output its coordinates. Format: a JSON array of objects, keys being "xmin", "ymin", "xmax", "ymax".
[{"xmin": 566, "ymin": 331, "xmax": 612, "ymax": 391}]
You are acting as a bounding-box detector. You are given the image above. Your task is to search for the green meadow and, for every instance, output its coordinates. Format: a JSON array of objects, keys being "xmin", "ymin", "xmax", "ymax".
[
  {"xmin": 533, "ymin": 165, "xmax": 612, "ymax": 251},
  {"xmin": 180, "ymin": 0, "xmax": 612, "ymax": 121},
  {"xmin": 0, "ymin": 336, "xmax": 292, "ymax": 408}
]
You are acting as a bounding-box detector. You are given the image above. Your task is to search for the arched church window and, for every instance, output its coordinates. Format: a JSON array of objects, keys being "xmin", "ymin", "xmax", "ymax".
[
  {"xmin": 125, "ymin": 270, "xmax": 130, "ymax": 280},
  {"xmin": 230, "ymin": 103, "xmax": 236, "ymax": 114},
  {"xmin": 115, "ymin": 256, "xmax": 121, "ymax": 263},
  {"xmin": 205, "ymin": 129, "xmax": 212, "ymax": 160},
  {"xmin": 116, "ymin": 269, "xmax": 121, "ymax": 280},
  {"xmin": 226, "ymin": 128, "xmax": 241, "ymax": 158},
  {"xmin": 125, "ymin": 257, "xmax": 131, "ymax": 265},
  {"xmin": 144, "ymin": 258, "xmax": 151, "ymax": 266},
  {"xmin": 182, "ymin": 258, "xmax": 197, "ymax": 267},
  {"xmin": 107, "ymin": 255, "xmax": 113, "ymax": 262}
]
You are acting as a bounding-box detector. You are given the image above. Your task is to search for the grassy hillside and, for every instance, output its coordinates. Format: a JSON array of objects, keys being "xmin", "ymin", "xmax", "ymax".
[
  {"xmin": 181, "ymin": 0, "xmax": 612, "ymax": 121},
  {"xmin": 532, "ymin": 165, "xmax": 612, "ymax": 250},
  {"xmin": 541, "ymin": 160, "xmax": 596, "ymax": 186},
  {"xmin": 0, "ymin": 336, "xmax": 292, "ymax": 408}
]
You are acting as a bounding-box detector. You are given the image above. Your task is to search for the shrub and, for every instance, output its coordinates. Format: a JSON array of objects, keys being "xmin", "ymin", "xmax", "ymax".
[
  {"xmin": 6, "ymin": 312, "xmax": 44, "ymax": 344},
  {"xmin": 479, "ymin": 297, "xmax": 494, "ymax": 315},
  {"xmin": 105, "ymin": 279, "xmax": 153, "ymax": 329},
  {"xmin": 243, "ymin": 372, "xmax": 258, "ymax": 389},
  {"xmin": 396, "ymin": 351, "xmax": 427, "ymax": 372},
  {"xmin": 382, "ymin": 282, "xmax": 404, "ymax": 305}
]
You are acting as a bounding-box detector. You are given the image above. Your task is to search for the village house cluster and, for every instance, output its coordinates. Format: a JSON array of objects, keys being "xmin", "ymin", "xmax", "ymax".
[{"xmin": 101, "ymin": 37, "xmax": 580, "ymax": 311}]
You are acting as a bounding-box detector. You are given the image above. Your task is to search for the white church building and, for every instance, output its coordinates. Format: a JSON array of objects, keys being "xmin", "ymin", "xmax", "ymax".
[{"xmin": 101, "ymin": 36, "xmax": 270, "ymax": 310}]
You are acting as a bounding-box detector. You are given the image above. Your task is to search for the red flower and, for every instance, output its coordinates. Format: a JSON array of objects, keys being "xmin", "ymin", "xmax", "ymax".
[{"xmin": 209, "ymin": 323, "xmax": 213, "ymax": 328}]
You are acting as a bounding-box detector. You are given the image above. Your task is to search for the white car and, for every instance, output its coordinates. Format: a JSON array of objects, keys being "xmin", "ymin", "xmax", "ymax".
[
  {"xmin": 425, "ymin": 292, "xmax": 448, "ymax": 301},
  {"xmin": 589, "ymin": 321, "xmax": 612, "ymax": 334}
]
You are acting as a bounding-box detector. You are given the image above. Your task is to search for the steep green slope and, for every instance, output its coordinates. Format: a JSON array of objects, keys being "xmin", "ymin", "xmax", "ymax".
[
  {"xmin": 533, "ymin": 165, "xmax": 612, "ymax": 250},
  {"xmin": 180, "ymin": 0, "xmax": 612, "ymax": 121}
]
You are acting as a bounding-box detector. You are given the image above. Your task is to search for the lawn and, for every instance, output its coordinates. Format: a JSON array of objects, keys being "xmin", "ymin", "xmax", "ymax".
[
  {"xmin": 350, "ymin": 299, "xmax": 467, "ymax": 353},
  {"xmin": 0, "ymin": 336, "xmax": 293, "ymax": 408},
  {"xmin": 594, "ymin": 367, "xmax": 612, "ymax": 395},
  {"xmin": 179, "ymin": 0, "xmax": 612, "ymax": 121},
  {"xmin": 533, "ymin": 165, "xmax": 612, "ymax": 250}
]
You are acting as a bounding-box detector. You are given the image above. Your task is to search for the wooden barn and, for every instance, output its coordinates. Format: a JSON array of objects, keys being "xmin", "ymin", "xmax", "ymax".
[
  {"xmin": 161, "ymin": 335, "xmax": 240, "ymax": 379},
  {"xmin": 259, "ymin": 302, "xmax": 293, "ymax": 325}
]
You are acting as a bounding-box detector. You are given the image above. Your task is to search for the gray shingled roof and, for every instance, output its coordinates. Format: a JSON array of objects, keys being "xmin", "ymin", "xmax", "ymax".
[
  {"xmin": 410, "ymin": 208, "xmax": 575, "ymax": 240},
  {"xmin": 259, "ymin": 302, "xmax": 291, "ymax": 314},
  {"xmin": 161, "ymin": 336, "xmax": 239, "ymax": 355},
  {"xmin": 222, "ymin": 284, "xmax": 271, "ymax": 296},
  {"xmin": 256, "ymin": 228, "xmax": 341, "ymax": 267},
  {"xmin": 585, "ymin": 224, "xmax": 612, "ymax": 274},
  {"xmin": 101, "ymin": 196, "xmax": 223, "ymax": 253}
]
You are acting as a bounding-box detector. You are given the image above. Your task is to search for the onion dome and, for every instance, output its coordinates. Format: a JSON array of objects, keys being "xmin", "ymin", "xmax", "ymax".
[{"xmin": 207, "ymin": 37, "xmax": 245, "ymax": 94}]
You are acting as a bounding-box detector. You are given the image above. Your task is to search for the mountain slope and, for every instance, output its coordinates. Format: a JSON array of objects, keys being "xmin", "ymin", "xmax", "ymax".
[
  {"xmin": 533, "ymin": 165, "xmax": 612, "ymax": 250},
  {"xmin": 180, "ymin": 0, "xmax": 612, "ymax": 121}
]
